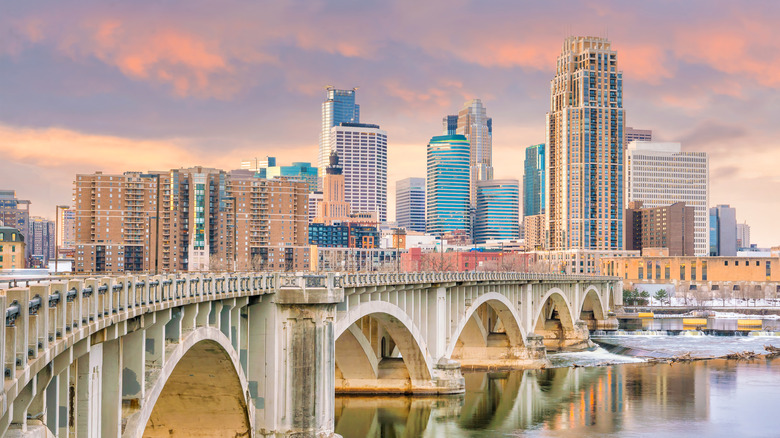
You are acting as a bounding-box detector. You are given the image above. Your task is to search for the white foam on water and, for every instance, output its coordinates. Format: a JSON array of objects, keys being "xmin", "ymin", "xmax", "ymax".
[{"xmin": 549, "ymin": 347, "xmax": 646, "ymax": 368}]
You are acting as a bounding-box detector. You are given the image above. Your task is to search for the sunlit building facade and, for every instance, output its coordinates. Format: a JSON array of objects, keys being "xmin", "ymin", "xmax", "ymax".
[
  {"xmin": 625, "ymin": 141, "xmax": 709, "ymax": 256},
  {"xmin": 396, "ymin": 177, "xmax": 426, "ymax": 232},
  {"xmin": 546, "ymin": 36, "xmax": 625, "ymax": 251},
  {"xmin": 523, "ymin": 143, "xmax": 545, "ymax": 218}
]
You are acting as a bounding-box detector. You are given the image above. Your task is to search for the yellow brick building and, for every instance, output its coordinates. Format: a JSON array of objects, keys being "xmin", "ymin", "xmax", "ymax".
[
  {"xmin": 602, "ymin": 256, "xmax": 779, "ymax": 283},
  {"xmin": 0, "ymin": 227, "xmax": 25, "ymax": 270}
]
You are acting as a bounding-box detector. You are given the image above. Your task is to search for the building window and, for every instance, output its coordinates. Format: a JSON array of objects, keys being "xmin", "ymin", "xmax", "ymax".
[
  {"xmin": 680, "ymin": 263, "xmax": 686, "ymax": 280},
  {"xmin": 767, "ymin": 261, "xmax": 771, "ymax": 279},
  {"xmin": 638, "ymin": 266, "xmax": 644, "ymax": 280},
  {"xmin": 691, "ymin": 265, "xmax": 697, "ymax": 281},
  {"xmin": 665, "ymin": 263, "xmax": 670, "ymax": 280},
  {"xmin": 702, "ymin": 261, "xmax": 708, "ymax": 281}
]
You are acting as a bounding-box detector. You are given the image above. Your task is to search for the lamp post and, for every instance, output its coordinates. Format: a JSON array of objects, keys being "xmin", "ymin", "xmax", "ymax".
[{"xmin": 54, "ymin": 205, "xmax": 70, "ymax": 274}]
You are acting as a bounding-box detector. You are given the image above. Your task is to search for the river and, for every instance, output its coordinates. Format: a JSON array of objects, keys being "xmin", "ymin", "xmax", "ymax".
[{"xmin": 334, "ymin": 336, "xmax": 780, "ymax": 437}]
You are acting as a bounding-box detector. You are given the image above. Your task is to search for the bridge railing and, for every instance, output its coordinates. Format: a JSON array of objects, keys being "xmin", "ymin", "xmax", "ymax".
[{"xmin": 335, "ymin": 271, "xmax": 618, "ymax": 287}]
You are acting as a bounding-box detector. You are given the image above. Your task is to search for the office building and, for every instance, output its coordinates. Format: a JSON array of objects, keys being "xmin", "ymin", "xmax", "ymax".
[
  {"xmin": 626, "ymin": 201, "xmax": 695, "ymax": 256},
  {"xmin": 29, "ymin": 216, "xmax": 56, "ymax": 267},
  {"xmin": 625, "ymin": 127, "xmax": 652, "ymax": 143},
  {"xmin": 442, "ymin": 115, "xmax": 458, "ymax": 135},
  {"xmin": 445, "ymin": 99, "xmax": 493, "ymax": 207},
  {"xmin": 546, "ymin": 36, "xmax": 625, "ymax": 250},
  {"xmin": 709, "ymin": 204, "xmax": 737, "ymax": 256},
  {"xmin": 396, "ymin": 177, "xmax": 426, "ymax": 232},
  {"xmin": 73, "ymin": 168, "xmax": 310, "ymax": 273},
  {"xmin": 308, "ymin": 222, "xmax": 378, "ymax": 249},
  {"xmin": 523, "ymin": 143, "xmax": 545, "ymax": 217},
  {"xmin": 737, "ymin": 222, "xmax": 751, "ymax": 250},
  {"xmin": 315, "ymin": 151, "xmax": 351, "ymax": 224},
  {"xmin": 319, "ymin": 87, "xmax": 360, "ymax": 189},
  {"xmin": 0, "ymin": 227, "xmax": 25, "ymax": 270},
  {"xmin": 0, "ymin": 190, "xmax": 31, "ymax": 259},
  {"xmin": 474, "ymin": 179, "xmax": 520, "ymax": 244},
  {"xmin": 625, "ymin": 141, "xmax": 709, "ymax": 255},
  {"xmin": 240, "ymin": 157, "xmax": 318, "ymax": 193},
  {"xmin": 426, "ymin": 135, "xmax": 471, "ymax": 238},
  {"xmin": 331, "ymin": 122, "xmax": 388, "ymax": 222}
]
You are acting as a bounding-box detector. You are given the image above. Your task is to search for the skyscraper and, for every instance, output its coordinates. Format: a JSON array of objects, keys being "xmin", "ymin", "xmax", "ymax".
[
  {"xmin": 523, "ymin": 143, "xmax": 545, "ymax": 217},
  {"xmin": 241, "ymin": 157, "xmax": 318, "ymax": 193},
  {"xmin": 625, "ymin": 141, "xmax": 709, "ymax": 256},
  {"xmin": 474, "ymin": 179, "xmax": 520, "ymax": 244},
  {"xmin": 29, "ymin": 216, "xmax": 55, "ymax": 267},
  {"xmin": 426, "ymin": 135, "xmax": 470, "ymax": 237},
  {"xmin": 331, "ymin": 122, "xmax": 387, "ymax": 222},
  {"xmin": 396, "ymin": 177, "xmax": 426, "ymax": 232},
  {"xmin": 452, "ymin": 99, "xmax": 493, "ymax": 206},
  {"xmin": 319, "ymin": 87, "xmax": 360, "ymax": 189},
  {"xmin": 315, "ymin": 151, "xmax": 351, "ymax": 224},
  {"xmin": 442, "ymin": 115, "xmax": 458, "ymax": 135},
  {"xmin": 709, "ymin": 205, "xmax": 737, "ymax": 256},
  {"xmin": 546, "ymin": 36, "xmax": 625, "ymax": 250}
]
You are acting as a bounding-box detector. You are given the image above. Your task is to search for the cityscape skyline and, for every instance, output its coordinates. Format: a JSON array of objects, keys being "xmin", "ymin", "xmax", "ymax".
[{"xmin": 0, "ymin": 1, "xmax": 777, "ymax": 245}]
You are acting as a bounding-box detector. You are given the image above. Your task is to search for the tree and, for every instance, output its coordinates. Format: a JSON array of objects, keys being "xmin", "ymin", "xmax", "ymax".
[
  {"xmin": 654, "ymin": 289, "xmax": 668, "ymax": 306},
  {"xmin": 717, "ymin": 286, "xmax": 731, "ymax": 306},
  {"xmin": 418, "ymin": 252, "xmax": 457, "ymax": 272},
  {"xmin": 639, "ymin": 290, "xmax": 650, "ymax": 306}
]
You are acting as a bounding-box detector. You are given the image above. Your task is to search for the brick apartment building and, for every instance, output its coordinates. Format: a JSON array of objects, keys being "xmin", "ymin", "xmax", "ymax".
[{"xmin": 73, "ymin": 167, "xmax": 309, "ymax": 274}]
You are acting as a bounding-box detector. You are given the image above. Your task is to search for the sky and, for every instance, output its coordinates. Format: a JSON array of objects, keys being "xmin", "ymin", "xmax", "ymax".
[{"xmin": 1, "ymin": 0, "xmax": 779, "ymax": 246}]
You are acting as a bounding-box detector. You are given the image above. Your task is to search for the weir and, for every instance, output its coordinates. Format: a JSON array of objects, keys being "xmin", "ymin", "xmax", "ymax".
[{"xmin": 0, "ymin": 271, "xmax": 620, "ymax": 437}]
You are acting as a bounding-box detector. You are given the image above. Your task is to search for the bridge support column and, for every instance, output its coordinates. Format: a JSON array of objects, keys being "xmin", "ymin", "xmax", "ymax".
[{"xmin": 249, "ymin": 282, "xmax": 343, "ymax": 437}]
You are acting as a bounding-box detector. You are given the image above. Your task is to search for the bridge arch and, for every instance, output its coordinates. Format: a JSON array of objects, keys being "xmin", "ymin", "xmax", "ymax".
[
  {"xmin": 335, "ymin": 301, "xmax": 434, "ymax": 390},
  {"xmin": 445, "ymin": 292, "xmax": 527, "ymax": 358},
  {"xmin": 532, "ymin": 288, "xmax": 576, "ymax": 332},
  {"xmin": 579, "ymin": 285, "xmax": 607, "ymax": 322},
  {"xmin": 123, "ymin": 326, "xmax": 253, "ymax": 438}
]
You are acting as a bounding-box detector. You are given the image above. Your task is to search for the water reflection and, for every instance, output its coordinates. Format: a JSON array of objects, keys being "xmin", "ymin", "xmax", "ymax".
[{"xmin": 334, "ymin": 358, "xmax": 780, "ymax": 437}]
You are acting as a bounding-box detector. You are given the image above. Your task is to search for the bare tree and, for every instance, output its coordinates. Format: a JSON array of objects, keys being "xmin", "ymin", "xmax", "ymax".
[
  {"xmin": 717, "ymin": 286, "xmax": 731, "ymax": 306},
  {"xmin": 691, "ymin": 287, "xmax": 710, "ymax": 308},
  {"xmin": 419, "ymin": 252, "xmax": 457, "ymax": 272}
]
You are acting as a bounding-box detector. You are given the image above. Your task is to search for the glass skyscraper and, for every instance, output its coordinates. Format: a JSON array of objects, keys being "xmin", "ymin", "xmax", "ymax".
[
  {"xmin": 546, "ymin": 37, "xmax": 625, "ymax": 250},
  {"xmin": 426, "ymin": 135, "xmax": 470, "ymax": 236},
  {"xmin": 396, "ymin": 177, "xmax": 426, "ymax": 232},
  {"xmin": 523, "ymin": 144, "xmax": 545, "ymax": 218},
  {"xmin": 475, "ymin": 179, "xmax": 520, "ymax": 244},
  {"xmin": 319, "ymin": 87, "xmax": 360, "ymax": 188}
]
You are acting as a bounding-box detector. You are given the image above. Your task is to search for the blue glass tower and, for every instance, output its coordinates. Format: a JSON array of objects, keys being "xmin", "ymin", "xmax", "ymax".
[
  {"xmin": 475, "ymin": 179, "xmax": 520, "ymax": 244},
  {"xmin": 319, "ymin": 87, "xmax": 360, "ymax": 188},
  {"xmin": 426, "ymin": 135, "xmax": 470, "ymax": 236},
  {"xmin": 523, "ymin": 144, "xmax": 545, "ymax": 218}
]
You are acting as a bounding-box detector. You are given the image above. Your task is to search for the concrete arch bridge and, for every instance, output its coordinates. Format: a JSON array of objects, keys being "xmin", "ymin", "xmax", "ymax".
[{"xmin": 0, "ymin": 271, "xmax": 620, "ymax": 437}]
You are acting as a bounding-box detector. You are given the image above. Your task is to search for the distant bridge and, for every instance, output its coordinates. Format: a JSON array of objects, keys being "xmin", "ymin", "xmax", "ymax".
[{"xmin": 0, "ymin": 271, "xmax": 621, "ymax": 437}]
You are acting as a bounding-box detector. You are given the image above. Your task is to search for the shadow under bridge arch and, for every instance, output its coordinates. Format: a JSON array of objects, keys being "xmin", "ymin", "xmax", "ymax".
[
  {"xmin": 445, "ymin": 292, "xmax": 541, "ymax": 369},
  {"xmin": 334, "ymin": 301, "xmax": 437, "ymax": 394}
]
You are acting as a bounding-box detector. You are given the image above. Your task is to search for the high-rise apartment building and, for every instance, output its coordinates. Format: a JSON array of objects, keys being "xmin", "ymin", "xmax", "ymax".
[
  {"xmin": 626, "ymin": 201, "xmax": 695, "ymax": 256},
  {"xmin": 625, "ymin": 141, "xmax": 709, "ymax": 256},
  {"xmin": 58, "ymin": 208, "xmax": 76, "ymax": 250},
  {"xmin": 523, "ymin": 143, "xmax": 546, "ymax": 218},
  {"xmin": 737, "ymin": 222, "xmax": 751, "ymax": 249},
  {"xmin": 625, "ymin": 127, "xmax": 652, "ymax": 143},
  {"xmin": 396, "ymin": 177, "xmax": 426, "ymax": 233},
  {"xmin": 0, "ymin": 190, "xmax": 31, "ymax": 259},
  {"xmin": 474, "ymin": 179, "xmax": 520, "ymax": 244},
  {"xmin": 331, "ymin": 122, "xmax": 387, "ymax": 222},
  {"xmin": 29, "ymin": 216, "xmax": 56, "ymax": 267},
  {"xmin": 546, "ymin": 36, "xmax": 625, "ymax": 250},
  {"xmin": 445, "ymin": 99, "xmax": 493, "ymax": 207},
  {"xmin": 709, "ymin": 204, "xmax": 737, "ymax": 256},
  {"xmin": 426, "ymin": 135, "xmax": 471, "ymax": 237},
  {"xmin": 308, "ymin": 192, "xmax": 323, "ymax": 224},
  {"xmin": 523, "ymin": 214, "xmax": 546, "ymax": 250},
  {"xmin": 319, "ymin": 87, "xmax": 360, "ymax": 189},
  {"xmin": 73, "ymin": 168, "xmax": 309, "ymax": 273}
]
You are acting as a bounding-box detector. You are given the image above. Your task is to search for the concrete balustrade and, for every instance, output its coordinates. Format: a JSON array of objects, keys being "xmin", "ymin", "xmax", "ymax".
[{"xmin": 0, "ymin": 271, "xmax": 620, "ymax": 437}]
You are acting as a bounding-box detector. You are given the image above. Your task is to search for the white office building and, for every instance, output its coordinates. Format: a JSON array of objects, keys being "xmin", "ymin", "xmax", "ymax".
[
  {"xmin": 625, "ymin": 141, "xmax": 710, "ymax": 256},
  {"xmin": 331, "ymin": 123, "xmax": 388, "ymax": 222}
]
